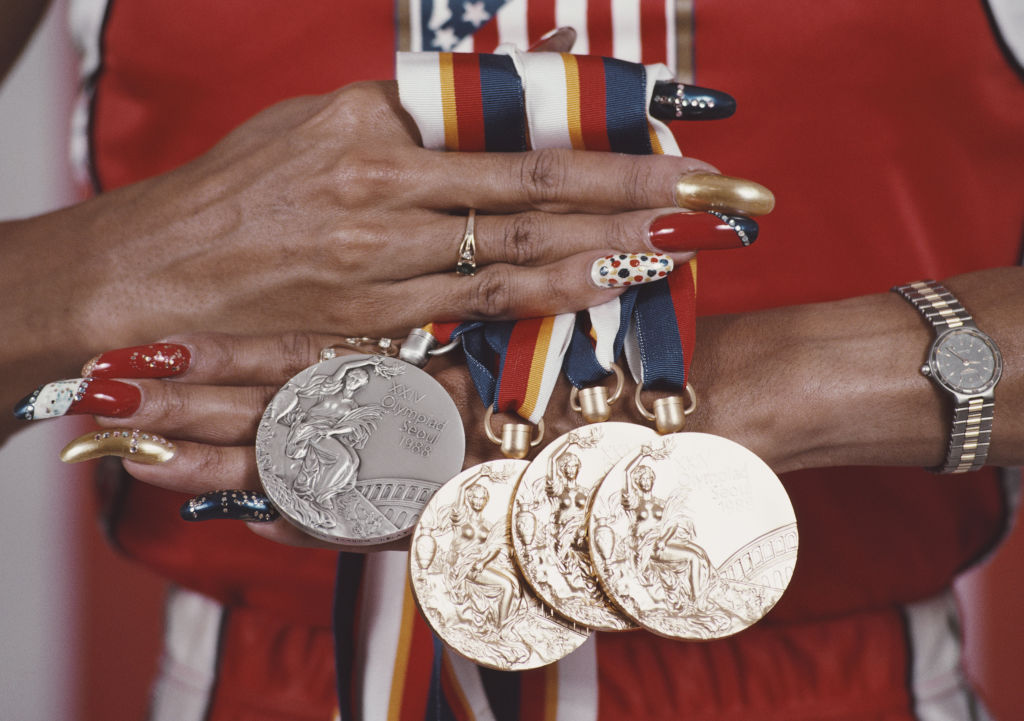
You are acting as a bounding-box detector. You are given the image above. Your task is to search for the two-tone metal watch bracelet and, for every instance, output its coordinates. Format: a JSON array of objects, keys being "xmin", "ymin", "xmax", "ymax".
[{"xmin": 893, "ymin": 280, "xmax": 1001, "ymax": 473}]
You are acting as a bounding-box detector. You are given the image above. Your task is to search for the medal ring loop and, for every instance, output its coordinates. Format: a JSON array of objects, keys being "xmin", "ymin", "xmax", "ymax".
[
  {"xmin": 482, "ymin": 406, "xmax": 545, "ymax": 447},
  {"xmin": 634, "ymin": 382, "xmax": 698, "ymax": 421},
  {"xmin": 569, "ymin": 363, "xmax": 625, "ymax": 412}
]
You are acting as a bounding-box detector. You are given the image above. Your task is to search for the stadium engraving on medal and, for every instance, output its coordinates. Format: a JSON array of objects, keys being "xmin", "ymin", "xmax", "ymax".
[
  {"xmin": 256, "ymin": 354, "xmax": 465, "ymax": 546},
  {"xmin": 588, "ymin": 433, "xmax": 798, "ymax": 640},
  {"xmin": 410, "ymin": 460, "xmax": 590, "ymax": 671},
  {"xmin": 511, "ymin": 423, "xmax": 658, "ymax": 631}
]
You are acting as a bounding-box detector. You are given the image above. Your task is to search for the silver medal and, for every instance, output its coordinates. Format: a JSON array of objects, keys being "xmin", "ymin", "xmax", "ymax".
[{"xmin": 256, "ymin": 354, "xmax": 465, "ymax": 546}]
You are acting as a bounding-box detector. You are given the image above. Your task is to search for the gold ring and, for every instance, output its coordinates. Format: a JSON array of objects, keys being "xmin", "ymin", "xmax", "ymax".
[{"xmin": 456, "ymin": 209, "xmax": 478, "ymax": 276}]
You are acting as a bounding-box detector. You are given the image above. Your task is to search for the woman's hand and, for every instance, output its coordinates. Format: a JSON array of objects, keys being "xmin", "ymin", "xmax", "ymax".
[
  {"xmin": 49, "ymin": 331, "xmax": 521, "ymax": 550},
  {"xmin": 2, "ymin": 39, "xmax": 770, "ymax": 448}
]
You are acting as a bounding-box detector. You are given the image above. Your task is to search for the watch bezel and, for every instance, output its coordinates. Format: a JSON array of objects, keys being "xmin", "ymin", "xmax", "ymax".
[{"xmin": 926, "ymin": 326, "xmax": 1003, "ymax": 396}]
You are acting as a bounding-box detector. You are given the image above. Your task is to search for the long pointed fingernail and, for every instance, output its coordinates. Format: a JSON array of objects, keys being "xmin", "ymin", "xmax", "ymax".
[
  {"xmin": 180, "ymin": 490, "xmax": 279, "ymax": 522},
  {"xmin": 591, "ymin": 253, "xmax": 673, "ymax": 288},
  {"xmin": 14, "ymin": 379, "xmax": 141, "ymax": 420},
  {"xmin": 82, "ymin": 343, "xmax": 191, "ymax": 379},
  {"xmin": 60, "ymin": 428, "xmax": 175, "ymax": 464},
  {"xmin": 674, "ymin": 172, "xmax": 775, "ymax": 216},
  {"xmin": 650, "ymin": 82, "xmax": 736, "ymax": 121},
  {"xmin": 648, "ymin": 211, "xmax": 758, "ymax": 252}
]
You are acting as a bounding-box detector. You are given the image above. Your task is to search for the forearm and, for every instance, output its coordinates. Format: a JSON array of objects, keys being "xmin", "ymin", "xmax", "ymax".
[{"xmin": 687, "ymin": 267, "xmax": 1023, "ymax": 473}]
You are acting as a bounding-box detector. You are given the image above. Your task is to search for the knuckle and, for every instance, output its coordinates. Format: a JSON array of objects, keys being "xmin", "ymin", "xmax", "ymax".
[
  {"xmin": 275, "ymin": 332, "xmax": 320, "ymax": 378},
  {"xmin": 470, "ymin": 266, "xmax": 516, "ymax": 319},
  {"xmin": 152, "ymin": 383, "xmax": 191, "ymax": 427},
  {"xmin": 520, "ymin": 149, "xmax": 570, "ymax": 208},
  {"xmin": 541, "ymin": 265, "xmax": 575, "ymax": 308},
  {"xmin": 621, "ymin": 161, "xmax": 656, "ymax": 208},
  {"xmin": 321, "ymin": 82, "xmax": 388, "ymax": 127},
  {"xmin": 335, "ymin": 153, "xmax": 405, "ymax": 207},
  {"xmin": 603, "ymin": 215, "xmax": 639, "ymax": 251},
  {"xmin": 503, "ymin": 213, "xmax": 545, "ymax": 266},
  {"xmin": 191, "ymin": 443, "xmax": 225, "ymax": 481}
]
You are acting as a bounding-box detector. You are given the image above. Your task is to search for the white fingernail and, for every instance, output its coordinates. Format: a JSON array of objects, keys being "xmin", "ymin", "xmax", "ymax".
[{"xmin": 590, "ymin": 253, "xmax": 673, "ymax": 289}]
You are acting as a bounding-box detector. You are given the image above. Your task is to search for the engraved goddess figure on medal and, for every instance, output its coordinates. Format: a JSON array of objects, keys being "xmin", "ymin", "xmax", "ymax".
[
  {"xmin": 589, "ymin": 434, "xmax": 798, "ymax": 641},
  {"xmin": 272, "ymin": 358, "xmax": 393, "ymax": 529},
  {"xmin": 511, "ymin": 423, "xmax": 657, "ymax": 631},
  {"xmin": 618, "ymin": 448, "xmax": 715, "ymax": 613},
  {"xmin": 410, "ymin": 460, "xmax": 589, "ymax": 671},
  {"xmin": 257, "ymin": 346, "xmax": 465, "ymax": 547}
]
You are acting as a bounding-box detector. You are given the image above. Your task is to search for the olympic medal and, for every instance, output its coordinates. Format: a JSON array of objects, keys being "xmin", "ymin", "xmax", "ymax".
[
  {"xmin": 256, "ymin": 354, "xmax": 465, "ymax": 546},
  {"xmin": 588, "ymin": 433, "xmax": 798, "ymax": 640},
  {"xmin": 410, "ymin": 460, "xmax": 590, "ymax": 670},
  {"xmin": 511, "ymin": 423, "xmax": 658, "ymax": 630}
]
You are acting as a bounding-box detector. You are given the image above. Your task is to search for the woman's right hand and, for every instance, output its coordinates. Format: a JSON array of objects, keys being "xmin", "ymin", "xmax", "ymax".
[{"xmin": 5, "ymin": 79, "xmax": 770, "ymax": 363}]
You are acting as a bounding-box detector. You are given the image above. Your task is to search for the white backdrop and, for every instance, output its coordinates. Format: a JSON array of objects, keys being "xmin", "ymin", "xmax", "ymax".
[{"xmin": 0, "ymin": 2, "xmax": 78, "ymax": 720}]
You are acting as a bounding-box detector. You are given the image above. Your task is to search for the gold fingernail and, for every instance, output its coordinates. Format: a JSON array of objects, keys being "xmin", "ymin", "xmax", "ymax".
[
  {"xmin": 60, "ymin": 428, "xmax": 176, "ymax": 464},
  {"xmin": 674, "ymin": 172, "xmax": 775, "ymax": 216}
]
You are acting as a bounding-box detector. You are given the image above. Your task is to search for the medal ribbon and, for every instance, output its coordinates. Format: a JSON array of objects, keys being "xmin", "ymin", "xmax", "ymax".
[
  {"xmin": 401, "ymin": 51, "xmax": 576, "ymax": 424},
  {"xmin": 396, "ymin": 51, "xmax": 527, "ymax": 151},
  {"xmin": 404, "ymin": 51, "xmax": 697, "ymax": 399}
]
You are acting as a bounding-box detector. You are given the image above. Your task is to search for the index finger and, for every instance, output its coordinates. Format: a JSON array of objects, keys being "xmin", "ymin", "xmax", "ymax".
[
  {"xmin": 83, "ymin": 332, "xmax": 352, "ymax": 387},
  {"xmin": 411, "ymin": 148, "xmax": 713, "ymax": 214},
  {"xmin": 412, "ymin": 149, "xmax": 775, "ymax": 216}
]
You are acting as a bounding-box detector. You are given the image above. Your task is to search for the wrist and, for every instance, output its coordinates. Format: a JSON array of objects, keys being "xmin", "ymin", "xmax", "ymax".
[{"xmin": 689, "ymin": 292, "xmax": 948, "ymax": 474}]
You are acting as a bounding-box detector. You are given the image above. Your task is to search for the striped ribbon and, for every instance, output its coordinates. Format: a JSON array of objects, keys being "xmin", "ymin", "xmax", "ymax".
[
  {"xmin": 397, "ymin": 51, "xmax": 527, "ymax": 151},
  {"xmin": 400, "ymin": 51, "xmax": 574, "ymax": 424},
  {"xmin": 345, "ymin": 46, "xmax": 694, "ymax": 721}
]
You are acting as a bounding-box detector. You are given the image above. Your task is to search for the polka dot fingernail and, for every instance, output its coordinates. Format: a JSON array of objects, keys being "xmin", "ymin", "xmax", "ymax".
[{"xmin": 590, "ymin": 253, "xmax": 673, "ymax": 289}]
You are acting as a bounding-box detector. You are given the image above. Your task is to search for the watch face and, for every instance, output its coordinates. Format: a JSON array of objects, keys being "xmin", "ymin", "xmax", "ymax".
[{"xmin": 929, "ymin": 328, "xmax": 1002, "ymax": 394}]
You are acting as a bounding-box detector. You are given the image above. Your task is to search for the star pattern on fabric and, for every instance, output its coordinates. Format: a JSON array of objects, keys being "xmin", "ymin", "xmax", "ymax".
[
  {"xmin": 432, "ymin": 26, "xmax": 459, "ymax": 50},
  {"xmin": 419, "ymin": 0, "xmax": 509, "ymax": 51},
  {"xmin": 462, "ymin": 1, "xmax": 491, "ymax": 27}
]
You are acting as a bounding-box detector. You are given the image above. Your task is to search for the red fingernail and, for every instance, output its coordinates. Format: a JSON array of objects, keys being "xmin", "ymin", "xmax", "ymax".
[
  {"xmin": 82, "ymin": 343, "xmax": 191, "ymax": 379},
  {"xmin": 14, "ymin": 378, "xmax": 141, "ymax": 420},
  {"xmin": 648, "ymin": 211, "xmax": 758, "ymax": 252}
]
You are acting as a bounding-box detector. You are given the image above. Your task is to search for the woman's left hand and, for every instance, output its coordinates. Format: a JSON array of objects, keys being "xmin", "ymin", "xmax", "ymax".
[{"xmin": 50, "ymin": 331, "xmax": 523, "ymax": 550}]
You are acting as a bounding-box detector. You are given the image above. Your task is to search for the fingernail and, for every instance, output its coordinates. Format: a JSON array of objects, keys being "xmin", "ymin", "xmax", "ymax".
[
  {"xmin": 591, "ymin": 253, "xmax": 673, "ymax": 288},
  {"xmin": 60, "ymin": 428, "xmax": 175, "ymax": 464},
  {"xmin": 529, "ymin": 26, "xmax": 571, "ymax": 49},
  {"xmin": 648, "ymin": 211, "xmax": 758, "ymax": 252},
  {"xmin": 674, "ymin": 172, "xmax": 775, "ymax": 216},
  {"xmin": 82, "ymin": 343, "xmax": 191, "ymax": 379},
  {"xmin": 14, "ymin": 378, "xmax": 141, "ymax": 420},
  {"xmin": 650, "ymin": 82, "xmax": 736, "ymax": 121},
  {"xmin": 180, "ymin": 490, "xmax": 279, "ymax": 522}
]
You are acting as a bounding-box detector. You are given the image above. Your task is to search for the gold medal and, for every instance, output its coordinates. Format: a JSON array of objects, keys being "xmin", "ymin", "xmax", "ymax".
[
  {"xmin": 410, "ymin": 459, "xmax": 590, "ymax": 670},
  {"xmin": 587, "ymin": 433, "xmax": 798, "ymax": 640},
  {"xmin": 510, "ymin": 422, "xmax": 658, "ymax": 631}
]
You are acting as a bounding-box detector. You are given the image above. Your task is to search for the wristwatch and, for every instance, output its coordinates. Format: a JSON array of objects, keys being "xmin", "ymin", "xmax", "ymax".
[{"xmin": 892, "ymin": 280, "xmax": 1002, "ymax": 473}]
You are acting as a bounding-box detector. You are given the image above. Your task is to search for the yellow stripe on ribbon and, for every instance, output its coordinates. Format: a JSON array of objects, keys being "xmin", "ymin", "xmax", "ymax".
[
  {"xmin": 520, "ymin": 316, "xmax": 556, "ymax": 420},
  {"xmin": 439, "ymin": 52, "xmax": 459, "ymax": 150},
  {"xmin": 648, "ymin": 123, "xmax": 664, "ymax": 154},
  {"xmin": 561, "ymin": 53, "xmax": 586, "ymax": 150}
]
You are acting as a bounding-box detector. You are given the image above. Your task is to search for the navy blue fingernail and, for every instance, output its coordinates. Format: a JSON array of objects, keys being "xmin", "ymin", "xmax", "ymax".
[
  {"xmin": 651, "ymin": 82, "xmax": 736, "ymax": 121},
  {"xmin": 180, "ymin": 490, "xmax": 279, "ymax": 522}
]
